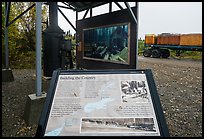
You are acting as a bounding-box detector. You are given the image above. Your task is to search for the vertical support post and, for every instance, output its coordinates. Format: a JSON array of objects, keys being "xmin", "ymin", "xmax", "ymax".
[
  {"xmin": 76, "ymin": 11, "xmax": 78, "ymax": 21},
  {"xmin": 5, "ymin": 2, "xmax": 9, "ymax": 69},
  {"xmin": 124, "ymin": 2, "xmax": 138, "ymax": 69},
  {"xmin": 109, "ymin": 2, "xmax": 112, "ymax": 13},
  {"xmin": 49, "ymin": 2, "xmax": 58, "ymax": 26},
  {"xmin": 75, "ymin": 11, "xmax": 78, "ymax": 69},
  {"xmin": 76, "ymin": 11, "xmax": 78, "ymax": 36},
  {"xmin": 90, "ymin": 8, "xmax": 92, "ymax": 17},
  {"xmin": 76, "ymin": 11, "xmax": 78, "ymax": 38},
  {"xmin": 135, "ymin": 2, "xmax": 139, "ymax": 69},
  {"xmin": 76, "ymin": 11, "xmax": 78, "ymax": 41},
  {"xmin": 5, "ymin": 2, "xmax": 10, "ymax": 27},
  {"xmin": 36, "ymin": 2, "xmax": 42, "ymax": 96}
]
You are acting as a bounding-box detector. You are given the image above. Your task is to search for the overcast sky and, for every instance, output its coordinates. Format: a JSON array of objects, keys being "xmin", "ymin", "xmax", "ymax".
[{"xmin": 58, "ymin": 2, "xmax": 202, "ymax": 40}]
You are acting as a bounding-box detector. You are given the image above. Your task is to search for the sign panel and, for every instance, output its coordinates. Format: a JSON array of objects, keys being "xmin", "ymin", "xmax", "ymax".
[
  {"xmin": 83, "ymin": 23, "xmax": 129, "ymax": 64},
  {"xmin": 36, "ymin": 69, "xmax": 169, "ymax": 137}
]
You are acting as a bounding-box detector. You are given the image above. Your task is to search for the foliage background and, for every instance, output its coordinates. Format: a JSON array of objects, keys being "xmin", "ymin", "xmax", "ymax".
[{"xmin": 2, "ymin": 2, "xmax": 48, "ymax": 69}]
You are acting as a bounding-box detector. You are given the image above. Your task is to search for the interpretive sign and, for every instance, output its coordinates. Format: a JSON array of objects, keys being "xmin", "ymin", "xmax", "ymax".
[
  {"xmin": 83, "ymin": 23, "xmax": 129, "ymax": 64},
  {"xmin": 36, "ymin": 69, "xmax": 169, "ymax": 137}
]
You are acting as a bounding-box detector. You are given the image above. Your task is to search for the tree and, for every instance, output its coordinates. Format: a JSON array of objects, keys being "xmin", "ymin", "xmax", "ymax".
[
  {"xmin": 2, "ymin": 2, "xmax": 48, "ymax": 68},
  {"xmin": 13, "ymin": 2, "xmax": 48, "ymax": 51},
  {"xmin": 2, "ymin": 2, "xmax": 21, "ymax": 67}
]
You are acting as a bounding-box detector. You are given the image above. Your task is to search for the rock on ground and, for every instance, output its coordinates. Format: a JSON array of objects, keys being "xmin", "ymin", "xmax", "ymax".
[{"xmin": 2, "ymin": 57, "xmax": 202, "ymax": 137}]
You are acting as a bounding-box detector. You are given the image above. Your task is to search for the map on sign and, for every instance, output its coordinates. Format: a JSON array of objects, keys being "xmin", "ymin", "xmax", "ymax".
[
  {"xmin": 84, "ymin": 98, "xmax": 115, "ymax": 113},
  {"xmin": 44, "ymin": 73, "xmax": 161, "ymax": 136}
]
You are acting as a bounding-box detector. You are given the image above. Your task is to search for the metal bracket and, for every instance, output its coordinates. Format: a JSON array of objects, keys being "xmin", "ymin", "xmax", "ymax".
[{"xmin": 7, "ymin": 3, "xmax": 36, "ymax": 27}]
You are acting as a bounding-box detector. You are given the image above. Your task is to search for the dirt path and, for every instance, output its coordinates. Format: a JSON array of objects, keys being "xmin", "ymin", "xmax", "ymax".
[
  {"xmin": 138, "ymin": 56, "xmax": 202, "ymax": 137},
  {"xmin": 2, "ymin": 56, "xmax": 202, "ymax": 137},
  {"xmin": 138, "ymin": 56, "xmax": 202, "ymax": 68}
]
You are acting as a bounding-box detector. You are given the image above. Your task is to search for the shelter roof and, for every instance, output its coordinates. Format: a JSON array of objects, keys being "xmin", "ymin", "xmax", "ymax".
[{"xmin": 64, "ymin": 2, "xmax": 108, "ymax": 12}]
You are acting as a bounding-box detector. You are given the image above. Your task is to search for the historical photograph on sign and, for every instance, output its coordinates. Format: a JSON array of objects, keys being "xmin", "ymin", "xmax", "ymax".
[
  {"xmin": 81, "ymin": 117, "xmax": 156, "ymax": 133},
  {"xmin": 83, "ymin": 23, "xmax": 129, "ymax": 64},
  {"xmin": 121, "ymin": 81, "xmax": 149, "ymax": 103}
]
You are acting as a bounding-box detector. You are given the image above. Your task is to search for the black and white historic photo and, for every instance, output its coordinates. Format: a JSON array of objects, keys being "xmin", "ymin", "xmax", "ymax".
[
  {"xmin": 121, "ymin": 81, "xmax": 149, "ymax": 103},
  {"xmin": 81, "ymin": 118, "xmax": 156, "ymax": 133}
]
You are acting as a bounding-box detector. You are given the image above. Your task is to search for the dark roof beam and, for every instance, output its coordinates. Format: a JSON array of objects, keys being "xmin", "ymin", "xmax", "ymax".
[
  {"xmin": 69, "ymin": 4, "xmax": 76, "ymax": 10},
  {"xmin": 58, "ymin": 7, "xmax": 76, "ymax": 31},
  {"xmin": 62, "ymin": 2, "xmax": 69, "ymax": 6},
  {"xmin": 109, "ymin": 2, "xmax": 112, "ymax": 13},
  {"xmin": 61, "ymin": 2, "xmax": 76, "ymax": 11},
  {"xmin": 90, "ymin": 8, "xmax": 92, "ymax": 17},
  {"xmin": 124, "ymin": 2, "xmax": 137, "ymax": 24},
  {"xmin": 67, "ymin": 2, "xmax": 107, "ymax": 12},
  {"xmin": 114, "ymin": 2, "xmax": 123, "ymax": 10},
  {"xmin": 7, "ymin": 3, "xmax": 36, "ymax": 27},
  {"xmin": 58, "ymin": 5, "xmax": 74, "ymax": 10},
  {"xmin": 70, "ymin": 2, "xmax": 83, "ymax": 9},
  {"xmin": 83, "ymin": 9, "xmax": 89, "ymax": 19}
]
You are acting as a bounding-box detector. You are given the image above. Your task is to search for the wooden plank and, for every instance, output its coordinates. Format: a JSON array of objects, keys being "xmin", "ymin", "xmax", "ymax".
[
  {"xmin": 180, "ymin": 34, "xmax": 202, "ymax": 46},
  {"xmin": 145, "ymin": 34, "xmax": 156, "ymax": 45}
]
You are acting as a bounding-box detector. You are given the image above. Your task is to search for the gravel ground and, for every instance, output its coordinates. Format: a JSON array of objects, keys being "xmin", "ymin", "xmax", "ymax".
[{"xmin": 2, "ymin": 56, "xmax": 202, "ymax": 137}]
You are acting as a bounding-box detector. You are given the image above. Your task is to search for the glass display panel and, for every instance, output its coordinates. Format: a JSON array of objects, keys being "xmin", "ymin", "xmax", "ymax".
[{"xmin": 83, "ymin": 23, "xmax": 129, "ymax": 64}]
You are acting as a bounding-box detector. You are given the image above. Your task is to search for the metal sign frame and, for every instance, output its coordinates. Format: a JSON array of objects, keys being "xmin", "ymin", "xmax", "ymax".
[{"xmin": 36, "ymin": 69, "xmax": 169, "ymax": 137}]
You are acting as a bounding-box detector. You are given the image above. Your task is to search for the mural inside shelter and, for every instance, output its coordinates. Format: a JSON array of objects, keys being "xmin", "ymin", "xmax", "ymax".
[{"xmin": 83, "ymin": 23, "xmax": 129, "ymax": 64}]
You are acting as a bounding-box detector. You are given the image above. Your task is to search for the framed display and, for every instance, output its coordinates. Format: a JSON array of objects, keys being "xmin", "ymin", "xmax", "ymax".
[
  {"xmin": 83, "ymin": 23, "xmax": 130, "ymax": 64},
  {"xmin": 76, "ymin": 7, "xmax": 137, "ymax": 69},
  {"xmin": 36, "ymin": 69, "xmax": 169, "ymax": 137}
]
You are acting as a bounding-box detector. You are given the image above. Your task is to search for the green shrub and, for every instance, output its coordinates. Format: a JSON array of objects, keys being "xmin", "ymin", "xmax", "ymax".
[{"xmin": 9, "ymin": 51, "xmax": 36, "ymax": 69}]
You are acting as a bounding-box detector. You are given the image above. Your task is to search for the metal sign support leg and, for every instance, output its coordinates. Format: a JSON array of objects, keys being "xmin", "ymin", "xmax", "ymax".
[{"xmin": 36, "ymin": 2, "xmax": 42, "ymax": 96}]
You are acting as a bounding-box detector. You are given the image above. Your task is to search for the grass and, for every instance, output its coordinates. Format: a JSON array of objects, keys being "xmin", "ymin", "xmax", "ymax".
[
  {"xmin": 11, "ymin": 51, "xmax": 36, "ymax": 69},
  {"xmin": 2, "ymin": 51, "xmax": 36, "ymax": 69},
  {"xmin": 170, "ymin": 50, "xmax": 202, "ymax": 60}
]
